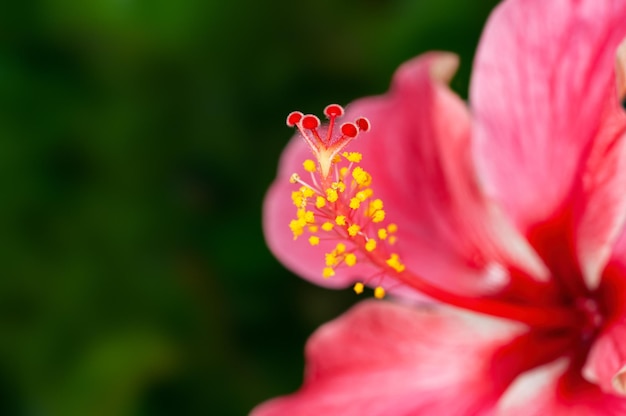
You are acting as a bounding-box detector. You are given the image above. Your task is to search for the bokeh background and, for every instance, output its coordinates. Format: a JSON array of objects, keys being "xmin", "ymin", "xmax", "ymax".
[{"xmin": 1, "ymin": 0, "xmax": 500, "ymax": 414}]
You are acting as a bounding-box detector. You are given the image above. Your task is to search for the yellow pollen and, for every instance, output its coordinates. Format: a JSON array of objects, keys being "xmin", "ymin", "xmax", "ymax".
[
  {"xmin": 289, "ymin": 173, "xmax": 300, "ymax": 184},
  {"xmin": 389, "ymin": 236, "xmax": 397, "ymax": 245},
  {"xmin": 309, "ymin": 235, "xmax": 320, "ymax": 246},
  {"xmin": 336, "ymin": 215, "xmax": 347, "ymax": 226},
  {"xmin": 339, "ymin": 167, "xmax": 349, "ymax": 178},
  {"xmin": 374, "ymin": 286, "xmax": 386, "ymax": 299},
  {"xmin": 387, "ymin": 223, "xmax": 398, "ymax": 233},
  {"xmin": 289, "ymin": 219, "xmax": 305, "ymax": 239},
  {"xmin": 303, "ymin": 159, "xmax": 317, "ymax": 172},
  {"xmin": 352, "ymin": 167, "xmax": 372, "ymax": 186},
  {"xmin": 355, "ymin": 191, "xmax": 369, "ymax": 202},
  {"xmin": 344, "ymin": 253, "xmax": 357, "ymax": 267},
  {"xmin": 332, "ymin": 155, "xmax": 341, "ymax": 163},
  {"xmin": 326, "ymin": 188, "xmax": 339, "ymax": 203},
  {"xmin": 308, "ymin": 225, "xmax": 318, "ymax": 233},
  {"xmin": 291, "ymin": 191, "xmax": 304, "ymax": 208},
  {"xmin": 301, "ymin": 186, "xmax": 315, "ymax": 198},
  {"xmin": 332, "ymin": 181, "xmax": 346, "ymax": 193},
  {"xmin": 335, "ymin": 243, "xmax": 346, "ymax": 254},
  {"xmin": 325, "ymin": 252, "xmax": 338, "ymax": 266},
  {"xmin": 378, "ymin": 229, "xmax": 388, "ymax": 240},
  {"xmin": 323, "ymin": 267, "xmax": 335, "ymax": 278},
  {"xmin": 342, "ymin": 152, "xmax": 363, "ymax": 163},
  {"xmin": 298, "ymin": 209, "xmax": 315, "ymax": 224},
  {"xmin": 365, "ymin": 239, "xmax": 377, "ymax": 252},
  {"xmin": 347, "ymin": 224, "xmax": 361, "ymax": 237},
  {"xmin": 321, "ymin": 222, "xmax": 334, "ymax": 231},
  {"xmin": 349, "ymin": 197, "xmax": 361, "ymax": 210},
  {"xmin": 315, "ymin": 196, "xmax": 326, "ymax": 208},
  {"xmin": 370, "ymin": 199, "xmax": 383, "ymax": 210},
  {"xmin": 372, "ymin": 210, "xmax": 386, "ymax": 223},
  {"xmin": 353, "ymin": 282, "xmax": 364, "ymax": 294},
  {"xmin": 386, "ymin": 253, "xmax": 405, "ymax": 272}
]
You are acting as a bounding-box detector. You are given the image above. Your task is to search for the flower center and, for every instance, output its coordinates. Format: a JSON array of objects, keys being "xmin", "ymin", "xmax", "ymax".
[{"xmin": 575, "ymin": 297, "xmax": 604, "ymax": 342}]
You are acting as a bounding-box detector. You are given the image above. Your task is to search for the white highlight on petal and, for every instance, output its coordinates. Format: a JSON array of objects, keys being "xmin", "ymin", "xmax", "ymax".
[
  {"xmin": 612, "ymin": 365, "xmax": 626, "ymax": 396},
  {"xmin": 496, "ymin": 358, "xmax": 568, "ymax": 412}
]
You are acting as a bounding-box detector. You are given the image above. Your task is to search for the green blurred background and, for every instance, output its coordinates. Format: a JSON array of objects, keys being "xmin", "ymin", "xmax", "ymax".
[{"xmin": 0, "ymin": 0, "xmax": 500, "ymax": 414}]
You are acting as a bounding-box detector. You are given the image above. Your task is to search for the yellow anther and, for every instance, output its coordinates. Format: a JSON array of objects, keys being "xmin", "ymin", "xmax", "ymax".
[
  {"xmin": 349, "ymin": 198, "xmax": 361, "ymax": 210},
  {"xmin": 298, "ymin": 209, "xmax": 315, "ymax": 223},
  {"xmin": 316, "ymin": 196, "xmax": 327, "ymax": 209},
  {"xmin": 335, "ymin": 215, "xmax": 346, "ymax": 226},
  {"xmin": 352, "ymin": 167, "xmax": 372, "ymax": 186},
  {"xmin": 387, "ymin": 223, "xmax": 398, "ymax": 233},
  {"xmin": 323, "ymin": 267, "xmax": 335, "ymax": 278},
  {"xmin": 289, "ymin": 219, "xmax": 304, "ymax": 239},
  {"xmin": 344, "ymin": 253, "xmax": 357, "ymax": 267},
  {"xmin": 370, "ymin": 199, "xmax": 384, "ymax": 210},
  {"xmin": 378, "ymin": 229, "xmax": 388, "ymax": 240},
  {"xmin": 291, "ymin": 191, "xmax": 304, "ymax": 208},
  {"xmin": 353, "ymin": 282, "xmax": 364, "ymax": 295},
  {"xmin": 335, "ymin": 243, "xmax": 346, "ymax": 254},
  {"xmin": 365, "ymin": 239, "xmax": 377, "ymax": 252},
  {"xmin": 347, "ymin": 224, "xmax": 361, "ymax": 237},
  {"xmin": 389, "ymin": 236, "xmax": 397, "ymax": 245},
  {"xmin": 308, "ymin": 225, "xmax": 319, "ymax": 233},
  {"xmin": 321, "ymin": 222, "xmax": 334, "ymax": 232},
  {"xmin": 326, "ymin": 188, "xmax": 339, "ymax": 203},
  {"xmin": 325, "ymin": 252, "xmax": 338, "ymax": 266},
  {"xmin": 355, "ymin": 191, "xmax": 369, "ymax": 202},
  {"xmin": 303, "ymin": 159, "xmax": 317, "ymax": 173},
  {"xmin": 386, "ymin": 253, "xmax": 405, "ymax": 272},
  {"xmin": 372, "ymin": 210, "xmax": 386, "ymax": 223},
  {"xmin": 339, "ymin": 167, "xmax": 349, "ymax": 178},
  {"xmin": 332, "ymin": 181, "xmax": 346, "ymax": 193},
  {"xmin": 342, "ymin": 152, "xmax": 363, "ymax": 163},
  {"xmin": 289, "ymin": 173, "xmax": 300, "ymax": 184},
  {"xmin": 374, "ymin": 286, "xmax": 386, "ymax": 299},
  {"xmin": 309, "ymin": 236, "xmax": 320, "ymax": 246},
  {"xmin": 332, "ymin": 155, "xmax": 342, "ymax": 163},
  {"xmin": 301, "ymin": 187, "xmax": 315, "ymax": 198}
]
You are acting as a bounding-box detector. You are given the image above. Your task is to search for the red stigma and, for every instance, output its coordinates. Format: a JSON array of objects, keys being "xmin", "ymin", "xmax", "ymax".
[
  {"xmin": 356, "ymin": 117, "xmax": 370, "ymax": 132},
  {"xmin": 286, "ymin": 104, "xmax": 370, "ymax": 179},
  {"xmin": 324, "ymin": 104, "xmax": 344, "ymax": 118},
  {"xmin": 340, "ymin": 123, "xmax": 358, "ymax": 138},
  {"xmin": 302, "ymin": 115, "xmax": 321, "ymax": 130},
  {"xmin": 287, "ymin": 111, "xmax": 303, "ymax": 127}
]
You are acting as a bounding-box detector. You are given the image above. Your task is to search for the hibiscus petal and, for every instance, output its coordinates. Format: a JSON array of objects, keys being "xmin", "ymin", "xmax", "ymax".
[
  {"xmin": 583, "ymin": 320, "xmax": 626, "ymax": 396},
  {"xmin": 264, "ymin": 52, "xmax": 546, "ymax": 295},
  {"xmin": 574, "ymin": 37, "xmax": 626, "ymax": 289},
  {"xmin": 471, "ymin": 0, "xmax": 626, "ymax": 236},
  {"xmin": 251, "ymin": 300, "xmax": 531, "ymax": 416},
  {"xmin": 497, "ymin": 359, "xmax": 626, "ymax": 415}
]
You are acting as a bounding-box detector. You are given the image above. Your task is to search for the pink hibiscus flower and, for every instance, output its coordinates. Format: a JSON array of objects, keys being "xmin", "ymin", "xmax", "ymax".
[{"xmin": 256, "ymin": 0, "xmax": 626, "ymax": 414}]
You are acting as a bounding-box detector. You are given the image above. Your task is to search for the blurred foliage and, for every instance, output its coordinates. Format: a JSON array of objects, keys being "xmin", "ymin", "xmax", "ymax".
[{"xmin": 0, "ymin": 0, "xmax": 499, "ymax": 414}]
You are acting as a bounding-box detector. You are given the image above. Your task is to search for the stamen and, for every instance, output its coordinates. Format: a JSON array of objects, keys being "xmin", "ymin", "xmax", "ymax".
[{"xmin": 282, "ymin": 105, "xmax": 581, "ymax": 328}]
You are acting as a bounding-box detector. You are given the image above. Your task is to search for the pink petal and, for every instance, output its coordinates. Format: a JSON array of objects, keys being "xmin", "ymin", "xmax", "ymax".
[
  {"xmin": 471, "ymin": 0, "xmax": 626, "ymax": 237},
  {"xmin": 497, "ymin": 359, "xmax": 626, "ymax": 415},
  {"xmin": 574, "ymin": 37, "xmax": 626, "ymax": 289},
  {"xmin": 252, "ymin": 301, "xmax": 566, "ymax": 416},
  {"xmin": 583, "ymin": 319, "xmax": 626, "ymax": 397},
  {"xmin": 264, "ymin": 52, "xmax": 546, "ymax": 295}
]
